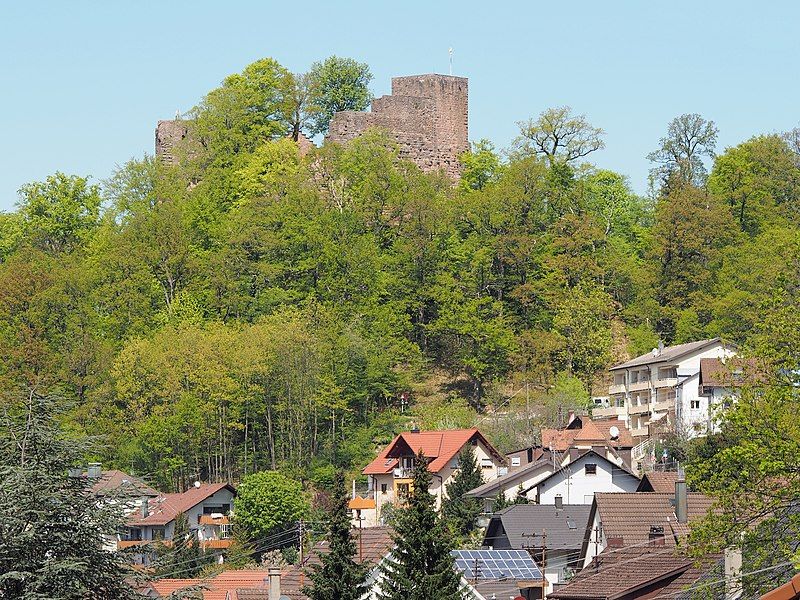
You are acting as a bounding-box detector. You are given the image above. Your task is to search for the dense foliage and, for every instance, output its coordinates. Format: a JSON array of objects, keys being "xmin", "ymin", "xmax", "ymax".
[
  {"xmin": 1, "ymin": 54, "xmax": 800, "ymax": 493},
  {"xmin": 234, "ymin": 471, "xmax": 309, "ymax": 543}
]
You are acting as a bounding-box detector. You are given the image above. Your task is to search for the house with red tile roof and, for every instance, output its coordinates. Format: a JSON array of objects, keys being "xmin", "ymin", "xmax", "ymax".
[
  {"xmin": 121, "ymin": 482, "xmax": 236, "ymax": 563},
  {"xmin": 362, "ymin": 428, "xmax": 505, "ymax": 522}
]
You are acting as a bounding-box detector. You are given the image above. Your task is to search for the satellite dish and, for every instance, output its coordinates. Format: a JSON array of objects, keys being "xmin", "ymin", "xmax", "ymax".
[
  {"xmin": 609, "ymin": 426, "xmax": 620, "ymax": 440},
  {"xmin": 194, "ymin": 481, "xmax": 201, "ymax": 488}
]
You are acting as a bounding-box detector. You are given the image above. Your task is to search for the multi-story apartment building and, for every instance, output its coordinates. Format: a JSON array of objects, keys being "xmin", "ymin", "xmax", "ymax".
[{"xmin": 595, "ymin": 338, "xmax": 736, "ymax": 439}]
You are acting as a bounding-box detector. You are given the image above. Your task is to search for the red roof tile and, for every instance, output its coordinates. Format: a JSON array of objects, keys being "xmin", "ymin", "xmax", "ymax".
[
  {"xmin": 126, "ymin": 483, "xmax": 235, "ymax": 527},
  {"xmin": 362, "ymin": 428, "xmax": 502, "ymax": 475},
  {"xmin": 542, "ymin": 418, "xmax": 633, "ymax": 452}
]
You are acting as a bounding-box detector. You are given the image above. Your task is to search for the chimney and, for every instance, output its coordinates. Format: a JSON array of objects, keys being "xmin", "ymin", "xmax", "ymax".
[
  {"xmin": 606, "ymin": 536, "xmax": 624, "ymax": 548},
  {"xmin": 268, "ymin": 567, "xmax": 281, "ymax": 600},
  {"xmin": 526, "ymin": 447, "xmax": 533, "ymax": 463},
  {"xmin": 675, "ymin": 467, "xmax": 688, "ymax": 524},
  {"xmin": 87, "ymin": 462, "xmax": 102, "ymax": 479},
  {"xmin": 410, "ymin": 424, "xmax": 420, "ymax": 434},
  {"xmin": 555, "ymin": 496, "xmax": 564, "ymax": 510},
  {"xmin": 140, "ymin": 497, "xmax": 149, "ymax": 518},
  {"xmin": 649, "ymin": 525, "xmax": 665, "ymax": 545},
  {"xmin": 567, "ymin": 410, "xmax": 576, "ymax": 425},
  {"xmin": 658, "ymin": 340, "xmax": 665, "ymax": 355}
]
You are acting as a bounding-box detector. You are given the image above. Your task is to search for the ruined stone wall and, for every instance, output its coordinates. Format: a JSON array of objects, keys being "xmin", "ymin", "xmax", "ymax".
[
  {"xmin": 155, "ymin": 120, "xmax": 192, "ymax": 165},
  {"xmin": 326, "ymin": 74, "xmax": 469, "ymax": 179}
]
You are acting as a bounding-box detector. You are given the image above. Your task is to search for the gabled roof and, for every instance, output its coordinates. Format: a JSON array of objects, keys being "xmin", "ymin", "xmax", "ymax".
[
  {"xmin": 588, "ymin": 492, "xmax": 714, "ymax": 549},
  {"xmin": 522, "ymin": 450, "xmax": 639, "ymax": 495},
  {"xmin": 484, "ymin": 504, "xmax": 592, "ymax": 550},
  {"xmin": 541, "ymin": 417, "xmax": 634, "ymax": 452},
  {"xmin": 89, "ymin": 469, "xmax": 160, "ymax": 498},
  {"xmin": 150, "ymin": 569, "xmax": 273, "ymax": 600},
  {"xmin": 126, "ymin": 482, "xmax": 236, "ymax": 527},
  {"xmin": 609, "ymin": 338, "xmax": 725, "ymax": 371},
  {"xmin": 362, "ymin": 428, "xmax": 503, "ymax": 475},
  {"xmin": 549, "ymin": 546, "xmax": 718, "ymax": 600},
  {"xmin": 637, "ymin": 471, "xmax": 680, "ymax": 493},
  {"xmin": 465, "ymin": 458, "xmax": 553, "ymax": 499}
]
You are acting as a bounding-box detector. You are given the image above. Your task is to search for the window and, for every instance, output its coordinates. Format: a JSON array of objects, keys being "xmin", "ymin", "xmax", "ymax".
[
  {"xmin": 380, "ymin": 484, "xmax": 387, "ymax": 494},
  {"xmin": 658, "ymin": 367, "xmax": 677, "ymax": 380},
  {"xmin": 585, "ymin": 463, "xmax": 597, "ymax": 475},
  {"xmin": 511, "ymin": 456, "xmax": 521, "ymax": 467},
  {"xmin": 690, "ymin": 399, "xmax": 701, "ymax": 409},
  {"xmin": 151, "ymin": 527, "xmax": 166, "ymax": 540},
  {"xmin": 481, "ymin": 458, "xmax": 494, "ymax": 468}
]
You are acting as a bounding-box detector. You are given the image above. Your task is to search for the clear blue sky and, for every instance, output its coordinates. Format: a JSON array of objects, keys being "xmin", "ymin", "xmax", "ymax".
[{"xmin": 2, "ymin": 1, "xmax": 799, "ymax": 211}]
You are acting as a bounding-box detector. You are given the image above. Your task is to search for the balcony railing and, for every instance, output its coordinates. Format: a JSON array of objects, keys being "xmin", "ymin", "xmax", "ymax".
[
  {"xmin": 628, "ymin": 381, "xmax": 651, "ymax": 392},
  {"xmin": 629, "ymin": 404, "xmax": 651, "ymax": 415},
  {"xmin": 593, "ymin": 406, "xmax": 626, "ymax": 418},
  {"xmin": 652, "ymin": 400, "xmax": 675, "ymax": 413},
  {"xmin": 393, "ymin": 467, "xmax": 414, "ymax": 479},
  {"xmin": 608, "ymin": 383, "xmax": 626, "ymax": 395},
  {"xmin": 631, "ymin": 426, "xmax": 649, "ymax": 438},
  {"xmin": 653, "ymin": 378, "xmax": 678, "ymax": 389}
]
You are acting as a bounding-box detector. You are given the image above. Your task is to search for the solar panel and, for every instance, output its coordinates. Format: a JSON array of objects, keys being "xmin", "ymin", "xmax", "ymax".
[{"xmin": 451, "ymin": 549, "xmax": 542, "ymax": 581}]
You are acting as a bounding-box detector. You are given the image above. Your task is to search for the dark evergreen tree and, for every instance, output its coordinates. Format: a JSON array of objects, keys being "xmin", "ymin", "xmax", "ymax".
[
  {"xmin": 303, "ymin": 472, "xmax": 368, "ymax": 600},
  {"xmin": 153, "ymin": 512, "xmax": 207, "ymax": 577},
  {"xmin": 378, "ymin": 450, "xmax": 465, "ymax": 600},
  {"xmin": 442, "ymin": 447, "xmax": 484, "ymax": 536},
  {"xmin": 0, "ymin": 389, "xmax": 143, "ymax": 599}
]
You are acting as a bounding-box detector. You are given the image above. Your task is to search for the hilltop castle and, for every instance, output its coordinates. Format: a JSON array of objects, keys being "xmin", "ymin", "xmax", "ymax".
[
  {"xmin": 155, "ymin": 73, "xmax": 469, "ymax": 179},
  {"xmin": 327, "ymin": 73, "xmax": 469, "ymax": 179}
]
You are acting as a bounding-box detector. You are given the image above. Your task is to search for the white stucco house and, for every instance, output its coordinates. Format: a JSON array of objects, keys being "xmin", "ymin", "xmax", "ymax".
[
  {"xmin": 597, "ymin": 338, "xmax": 737, "ymax": 439},
  {"xmin": 121, "ymin": 482, "xmax": 236, "ymax": 563},
  {"xmin": 358, "ymin": 428, "xmax": 506, "ymax": 523},
  {"xmin": 522, "ymin": 450, "xmax": 640, "ymax": 505}
]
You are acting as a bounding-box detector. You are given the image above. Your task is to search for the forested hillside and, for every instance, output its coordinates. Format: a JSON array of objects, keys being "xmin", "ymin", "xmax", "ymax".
[{"xmin": 2, "ymin": 56, "xmax": 799, "ymax": 491}]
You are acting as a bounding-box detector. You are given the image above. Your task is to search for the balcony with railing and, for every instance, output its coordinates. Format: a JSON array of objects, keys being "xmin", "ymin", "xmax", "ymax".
[
  {"xmin": 608, "ymin": 383, "xmax": 626, "ymax": 395},
  {"xmin": 593, "ymin": 405, "xmax": 626, "ymax": 418}
]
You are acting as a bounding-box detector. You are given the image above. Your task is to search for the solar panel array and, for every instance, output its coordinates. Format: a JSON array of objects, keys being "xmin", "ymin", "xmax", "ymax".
[{"xmin": 451, "ymin": 549, "xmax": 542, "ymax": 581}]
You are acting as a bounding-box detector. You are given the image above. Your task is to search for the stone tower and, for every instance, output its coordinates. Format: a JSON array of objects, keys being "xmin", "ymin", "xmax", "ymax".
[{"xmin": 327, "ymin": 74, "xmax": 469, "ymax": 179}]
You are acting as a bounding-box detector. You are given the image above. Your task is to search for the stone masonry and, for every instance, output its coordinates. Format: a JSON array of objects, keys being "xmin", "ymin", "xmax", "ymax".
[
  {"xmin": 326, "ymin": 74, "xmax": 469, "ymax": 179},
  {"xmin": 155, "ymin": 120, "xmax": 193, "ymax": 165}
]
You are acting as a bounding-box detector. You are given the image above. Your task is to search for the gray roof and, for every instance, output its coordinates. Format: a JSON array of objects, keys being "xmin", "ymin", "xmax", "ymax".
[
  {"xmin": 465, "ymin": 459, "xmax": 553, "ymax": 499},
  {"xmin": 609, "ymin": 338, "xmax": 723, "ymax": 371},
  {"xmin": 486, "ymin": 504, "xmax": 592, "ymax": 551}
]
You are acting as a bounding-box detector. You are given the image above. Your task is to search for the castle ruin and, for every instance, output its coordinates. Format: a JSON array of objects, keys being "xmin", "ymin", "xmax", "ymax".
[
  {"xmin": 155, "ymin": 73, "xmax": 469, "ymax": 179},
  {"xmin": 327, "ymin": 74, "xmax": 469, "ymax": 179}
]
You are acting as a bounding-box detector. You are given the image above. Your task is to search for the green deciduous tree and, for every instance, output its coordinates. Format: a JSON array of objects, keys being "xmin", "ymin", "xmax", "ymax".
[
  {"xmin": 378, "ymin": 451, "xmax": 465, "ymax": 600},
  {"xmin": 459, "ymin": 139, "xmax": 503, "ymax": 192},
  {"xmin": 303, "ymin": 472, "xmax": 368, "ymax": 600},
  {"xmin": 688, "ymin": 286, "xmax": 800, "ymax": 595},
  {"xmin": 648, "ymin": 113, "xmax": 718, "ymax": 192},
  {"xmin": 234, "ymin": 471, "xmax": 309, "ymax": 543},
  {"xmin": 0, "ymin": 389, "xmax": 142, "ymax": 599},
  {"xmin": 17, "ymin": 172, "xmax": 102, "ymax": 253},
  {"xmin": 307, "ymin": 56, "xmax": 373, "ymax": 136},
  {"xmin": 513, "ymin": 106, "xmax": 605, "ymax": 165},
  {"xmin": 442, "ymin": 447, "xmax": 484, "ymax": 537}
]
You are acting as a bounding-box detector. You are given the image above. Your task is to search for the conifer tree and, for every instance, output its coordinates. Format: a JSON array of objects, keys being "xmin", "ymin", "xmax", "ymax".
[
  {"xmin": 154, "ymin": 512, "xmax": 206, "ymax": 577},
  {"xmin": 378, "ymin": 450, "xmax": 465, "ymax": 600},
  {"xmin": 442, "ymin": 447, "xmax": 484, "ymax": 536},
  {"xmin": 0, "ymin": 389, "xmax": 142, "ymax": 599},
  {"xmin": 303, "ymin": 472, "xmax": 367, "ymax": 600}
]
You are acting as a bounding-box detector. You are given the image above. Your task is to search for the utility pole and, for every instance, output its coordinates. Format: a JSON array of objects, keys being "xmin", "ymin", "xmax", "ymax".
[
  {"xmin": 593, "ymin": 526, "xmax": 599, "ymax": 570},
  {"xmin": 538, "ymin": 529, "xmax": 548, "ymax": 600}
]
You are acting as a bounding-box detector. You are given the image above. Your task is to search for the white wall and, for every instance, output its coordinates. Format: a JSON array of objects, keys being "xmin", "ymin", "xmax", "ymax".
[{"xmin": 537, "ymin": 454, "xmax": 639, "ymax": 505}]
